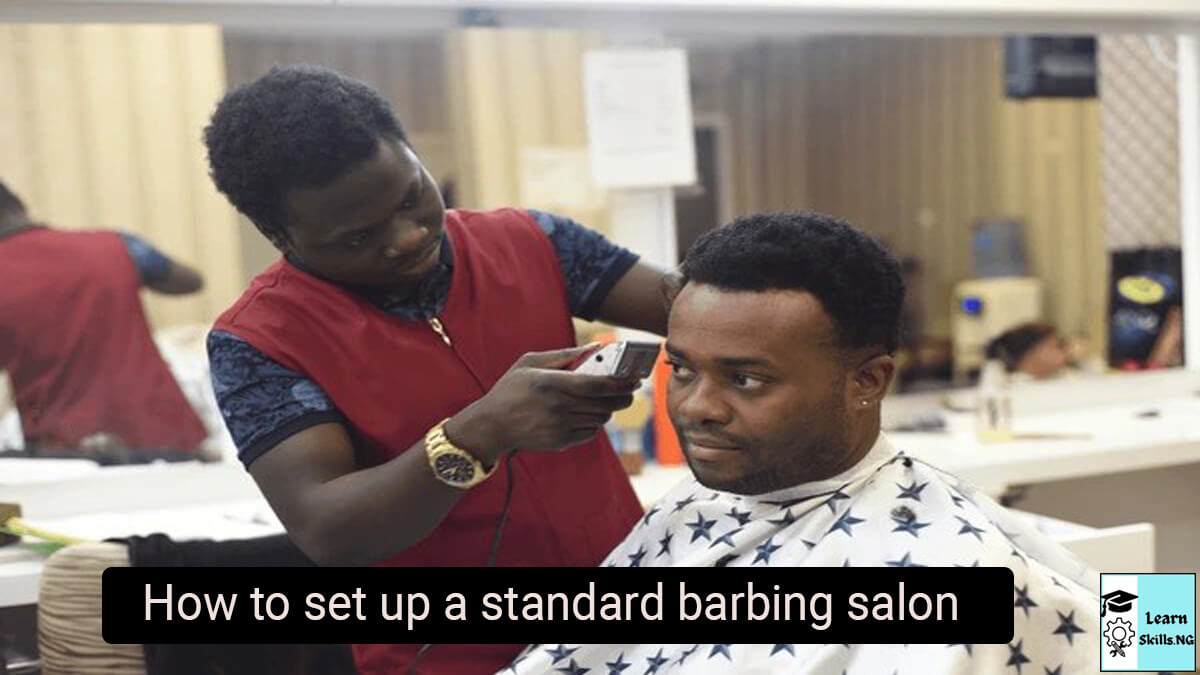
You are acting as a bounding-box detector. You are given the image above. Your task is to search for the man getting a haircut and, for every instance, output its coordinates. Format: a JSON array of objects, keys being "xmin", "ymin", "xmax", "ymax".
[{"xmin": 506, "ymin": 212, "xmax": 1099, "ymax": 674}]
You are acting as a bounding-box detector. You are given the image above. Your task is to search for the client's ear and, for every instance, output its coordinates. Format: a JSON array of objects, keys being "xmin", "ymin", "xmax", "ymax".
[{"xmin": 849, "ymin": 354, "xmax": 895, "ymax": 408}]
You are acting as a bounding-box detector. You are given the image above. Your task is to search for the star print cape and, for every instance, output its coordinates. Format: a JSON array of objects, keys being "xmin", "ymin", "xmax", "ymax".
[{"xmin": 500, "ymin": 434, "xmax": 1101, "ymax": 674}]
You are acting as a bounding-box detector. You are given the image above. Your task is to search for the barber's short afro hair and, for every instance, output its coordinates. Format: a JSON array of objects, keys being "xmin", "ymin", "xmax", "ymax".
[
  {"xmin": 680, "ymin": 211, "xmax": 906, "ymax": 353},
  {"xmin": 203, "ymin": 65, "xmax": 408, "ymax": 236}
]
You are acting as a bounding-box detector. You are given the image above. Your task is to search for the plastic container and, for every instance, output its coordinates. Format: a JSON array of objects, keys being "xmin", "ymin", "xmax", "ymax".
[{"xmin": 976, "ymin": 359, "xmax": 1014, "ymax": 442}]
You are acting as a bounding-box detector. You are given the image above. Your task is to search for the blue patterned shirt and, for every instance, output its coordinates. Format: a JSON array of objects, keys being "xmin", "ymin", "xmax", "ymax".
[
  {"xmin": 119, "ymin": 232, "xmax": 173, "ymax": 285},
  {"xmin": 208, "ymin": 210, "xmax": 638, "ymax": 467}
]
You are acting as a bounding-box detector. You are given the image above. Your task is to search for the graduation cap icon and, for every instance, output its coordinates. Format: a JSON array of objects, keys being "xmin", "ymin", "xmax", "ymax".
[{"xmin": 1101, "ymin": 590, "xmax": 1138, "ymax": 616}]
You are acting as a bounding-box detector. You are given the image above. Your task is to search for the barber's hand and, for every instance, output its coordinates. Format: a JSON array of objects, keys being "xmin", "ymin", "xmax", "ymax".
[{"xmin": 445, "ymin": 345, "xmax": 640, "ymax": 463}]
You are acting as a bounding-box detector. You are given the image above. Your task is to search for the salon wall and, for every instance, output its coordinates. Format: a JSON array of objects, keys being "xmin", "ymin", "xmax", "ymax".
[
  {"xmin": 216, "ymin": 29, "xmax": 1112, "ymax": 348},
  {"xmin": 444, "ymin": 28, "xmax": 611, "ymax": 236},
  {"xmin": 691, "ymin": 36, "xmax": 1107, "ymax": 347},
  {"xmin": 1099, "ymin": 35, "xmax": 1181, "ymax": 251}
]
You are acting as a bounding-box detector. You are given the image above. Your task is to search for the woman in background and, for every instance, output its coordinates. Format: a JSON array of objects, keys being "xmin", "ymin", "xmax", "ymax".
[{"xmin": 986, "ymin": 323, "xmax": 1077, "ymax": 379}]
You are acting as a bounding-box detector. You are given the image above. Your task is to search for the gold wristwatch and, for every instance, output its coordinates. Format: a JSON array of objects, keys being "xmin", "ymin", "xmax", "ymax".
[{"xmin": 424, "ymin": 419, "xmax": 497, "ymax": 489}]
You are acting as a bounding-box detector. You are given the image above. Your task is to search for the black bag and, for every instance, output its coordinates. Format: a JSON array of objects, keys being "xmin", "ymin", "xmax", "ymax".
[
  {"xmin": 110, "ymin": 534, "xmax": 358, "ymax": 675},
  {"xmin": 1108, "ymin": 247, "xmax": 1183, "ymax": 367}
]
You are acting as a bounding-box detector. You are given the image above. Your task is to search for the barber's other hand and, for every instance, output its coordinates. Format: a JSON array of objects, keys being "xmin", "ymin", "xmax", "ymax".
[{"xmin": 445, "ymin": 345, "xmax": 639, "ymax": 463}]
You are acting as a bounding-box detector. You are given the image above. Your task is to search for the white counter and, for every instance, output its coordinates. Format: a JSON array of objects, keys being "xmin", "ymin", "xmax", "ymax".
[
  {"xmin": 629, "ymin": 396, "xmax": 1200, "ymax": 501},
  {"xmin": 0, "ymin": 497, "xmax": 283, "ymax": 608},
  {"xmin": 1, "ymin": 461, "xmax": 280, "ymax": 608}
]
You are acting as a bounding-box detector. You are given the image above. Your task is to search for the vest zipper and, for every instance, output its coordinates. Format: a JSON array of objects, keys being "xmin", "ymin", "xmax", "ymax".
[
  {"xmin": 428, "ymin": 317, "xmax": 452, "ymax": 346},
  {"xmin": 428, "ymin": 314, "xmax": 487, "ymax": 394}
]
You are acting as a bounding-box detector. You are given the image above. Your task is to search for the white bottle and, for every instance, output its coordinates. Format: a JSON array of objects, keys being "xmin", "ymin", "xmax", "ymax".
[{"xmin": 976, "ymin": 359, "xmax": 1013, "ymax": 442}]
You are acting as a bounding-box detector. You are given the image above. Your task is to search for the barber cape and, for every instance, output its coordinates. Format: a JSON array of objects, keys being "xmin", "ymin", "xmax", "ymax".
[{"xmin": 502, "ymin": 435, "xmax": 1101, "ymax": 674}]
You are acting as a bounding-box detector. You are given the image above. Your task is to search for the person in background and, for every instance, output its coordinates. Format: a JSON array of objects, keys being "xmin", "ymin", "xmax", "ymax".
[
  {"xmin": 505, "ymin": 212, "xmax": 1099, "ymax": 674},
  {"xmin": 0, "ymin": 180, "xmax": 210, "ymax": 458},
  {"xmin": 203, "ymin": 65, "xmax": 670, "ymax": 674},
  {"xmin": 985, "ymin": 322, "xmax": 1077, "ymax": 380}
]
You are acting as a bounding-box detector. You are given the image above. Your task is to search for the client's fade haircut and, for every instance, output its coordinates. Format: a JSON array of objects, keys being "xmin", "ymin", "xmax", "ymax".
[
  {"xmin": 679, "ymin": 211, "xmax": 906, "ymax": 354},
  {"xmin": 203, "ymin": 65, "xmax": 409, "ymax": 238}
]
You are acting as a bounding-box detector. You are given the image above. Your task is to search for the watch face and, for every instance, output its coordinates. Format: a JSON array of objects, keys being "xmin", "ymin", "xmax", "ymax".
[{"xmin": 434, "ymin": 452, "xmax": 477, "ymax": 485}]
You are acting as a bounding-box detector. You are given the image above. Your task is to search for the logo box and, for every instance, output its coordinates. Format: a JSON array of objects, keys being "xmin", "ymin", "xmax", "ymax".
[{"xmin": 1100, "ymin": 573, "xmax": 1196, "ymax": 672}]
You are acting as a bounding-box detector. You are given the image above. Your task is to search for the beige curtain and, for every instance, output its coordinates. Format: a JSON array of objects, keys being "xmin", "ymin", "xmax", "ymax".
[
  {"xmin": 0, "ymin": 24, "xmax": 242, "ymax": 329},
  {"xmin": 445, "ymin": 28, "xmax": 612, "ymax": 235}
]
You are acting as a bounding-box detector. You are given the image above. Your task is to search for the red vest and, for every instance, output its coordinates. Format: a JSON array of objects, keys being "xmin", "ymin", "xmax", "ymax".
[
  {"xmin": 214, "ymin": 209, "xmax": 643, "ymax": 674},
  {"xmin": 0, "ymin": 228, "xmax": 207, "ymax": 451}
]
